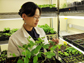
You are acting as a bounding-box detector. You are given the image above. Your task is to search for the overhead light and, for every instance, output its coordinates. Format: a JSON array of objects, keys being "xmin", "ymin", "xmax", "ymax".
[
  {"xmin": 0, "ymin": 18, "xmax": 22, "ymax": 20},
  {"xmin": 60, "ymin": 16, "xmax": 84, "ymax": 19}
]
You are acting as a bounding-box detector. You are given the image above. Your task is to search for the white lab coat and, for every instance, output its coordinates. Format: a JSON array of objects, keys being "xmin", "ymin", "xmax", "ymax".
[{"xmin": 7, "ymin": 26, "xmax": 48, "ymax": 57}]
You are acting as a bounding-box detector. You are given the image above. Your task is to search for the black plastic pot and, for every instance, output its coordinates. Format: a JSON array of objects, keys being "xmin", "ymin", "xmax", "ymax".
[
  {"xmin": 80, "ymin": 43, "xmax": 84, "ymax": 48},
  {"xmin": 42, "ymin": 7, "xmax": 57, "ymax": 12},
  {"xmin": 59, "ymin": 6, "xmax": 77, "ymax": 12},
  {"xmin": 76, "ymin": 5, "xmax": 84, "ymax": 10},
  {"xmin": 6, "ymin": 56, "xmax": 62, "ymax": 63},
  {"xmin": 0, "ymin": 31, "xmax": 4, "ymax": 33},
  {"xmin": 59, "ymin": 52, "xmax": 84, "ymax": 63},
  {"xmin": 46, "ymin": 32, "xmax": 56, "ymax": 35},
  {"xmin": 0, "ymin": 36, "xmax": 9, "ymax": 41},
  {"xmin": 0, "ymin": 60, "xmax": 6, "ymax": 63},
  {"xmin": 81, "ymin": 0, "xmax": 84, "ymax": 5},
  {"xmin": 44, "ymin": 58, "xmax": 62, "ymax": 63},
  {"xmin": 63, "ymin": 37, "xmax": 84, "ymax": 51},
  {"xmin": 63, "ymin": 33, "xmax": 84, "ymax": 51}
]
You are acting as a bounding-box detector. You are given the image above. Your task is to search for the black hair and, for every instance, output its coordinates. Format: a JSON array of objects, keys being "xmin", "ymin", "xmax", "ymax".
[{"xmin": 18, "ymin": 2, "xmax": 41, "ymax": 17}]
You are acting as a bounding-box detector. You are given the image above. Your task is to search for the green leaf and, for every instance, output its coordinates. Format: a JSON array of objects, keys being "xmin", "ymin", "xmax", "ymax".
[
  {"xmin": 43, "ymin": 44, "xmax": 50, "ymax": 49},
  {"xmin": 50, "ymin": 46, "xmax": 57, "ymax": 51},
  {"xmin": 12, "ymin": 53, "xmax": 16, "ymax": 57},
  {"xmin": 22, "ymin": 52, "xmax": 25, "ymax": 55},
  {"xmin": 49, "ymin": 41, "xmax": 55, "ymax": 46},
  {"xmin": 38, "ymin": 38, "xmax": 44, "ymax": 43},
  {"xmin": 44, "ymin": 52, "xmax": 55, "ymax": 58},
  {"xmin": 35, "ymin": 41, "xmax": 41, "ymax": 44},
  {"xmin": 64, "ymin": 52, "xmax": 69, "ymax": 56},
  {"xmin": 79, "ymin": 51, "xmax": 82, "ymax": 54},
  {"xmin": 33, "ymin": 45, "xmax": 41, "ymax": 54},
  {"xmin": 41, "ymin": 37, "xmax": 45, "ymax": 39},
  {"xmin": 25, "ymin": 50, "xmax": 31, "ymax": 58},
  {"xmin": 37, "ymin": 52, "xmax": 42, "ymax": 57},
  {"xmin": 10, "ymin": 54, "xmax": 11, "ymax": 55},
  {"xmin": 58, "ymin": 51, "xmax": 61, "ymax": 54},
  {"xmin": 33, "ymin": 56, "xmax": 38, "ymax": 63},
  {"xmin": 22, "ymin": 44, "xmax": 28, "ymax": 49},
  {"xmin": 17, "ymin": 59, "xmax": 23, "ymax": 63},
  {"xmin": 46, "ymin": 55, "xmax": 52, "ymax": 58},
  {"xmin": 28, "ymin": 40, "xmax": 35, "ymax": 48},
  {"xmin": 24, "ymin": 58, "xmax": 29, "ymax": 63},
  {"xmin": 57, "ymin": 45, "xmax": 62, "ymax": 49}
]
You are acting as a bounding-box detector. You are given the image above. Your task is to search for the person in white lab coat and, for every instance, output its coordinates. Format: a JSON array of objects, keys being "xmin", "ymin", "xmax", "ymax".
[{"xmin": 7, "ymin": 2, "xmax": 59, "ymax": 57}]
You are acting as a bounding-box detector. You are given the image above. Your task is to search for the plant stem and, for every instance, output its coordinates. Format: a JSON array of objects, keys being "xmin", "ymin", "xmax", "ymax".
[{"xmin": 41, "ymin": 57, "xmax": 47, "ymax": 63}]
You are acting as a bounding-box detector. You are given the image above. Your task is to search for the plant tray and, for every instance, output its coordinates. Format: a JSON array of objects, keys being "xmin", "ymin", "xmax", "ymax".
[
  {"xmin": 80, "ymin": 43, "xmax": 84, "ymax": 47},
  {"xmin": 59, "ymin": 6, "xmax": 77, "ymax": 12},
  {"xmin": 63, "ymin": 33, "xmax": 84, "ymax": 51},
  {"xmin": 58, "ymin": 44, "xmax": 84, "ymax": 63},
  {"xmin": 42, "ymin": 7, "xmax": 57, "ymax": 12},
  {"xmin": 0, "ymin": 31, "xmax": 10, "ymax": 33},
  {"xmin": 72, "ymin": 39, "xmax": 84, "ymax": 44},
  {"xmin": 76, "ymin": 5, "xmax": 84, "ymax": 10},
  {"xmin": 6, "ymin": 56, "xmax": 62, "ymax": 63},
  {"xmin": 62, "ymin": 54, "xmax": 84, "ymax": 63},
  {"xmin": 0, "ymin": 60, "xmax": 6, "ymax": 63},
  {"xmin": 0, "ymin": 36, "xmax": 9, "ymax": 41},
  {"xmin": 1, "ymin": 50, "xmax": 62, "ymax": 63},
  {"xmin": 46, "ymin": 32, "xmax": 56, "ymax": 35}
]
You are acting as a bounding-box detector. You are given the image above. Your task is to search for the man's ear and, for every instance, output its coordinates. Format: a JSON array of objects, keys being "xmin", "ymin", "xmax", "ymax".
[{"xmin": 22, "ymin": 13, "xmax": 26, "ymax": 20}]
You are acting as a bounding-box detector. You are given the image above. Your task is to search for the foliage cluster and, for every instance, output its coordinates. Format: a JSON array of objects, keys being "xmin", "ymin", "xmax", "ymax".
[
  {"xmin": 11, "ymin": 36, "xmax": 58, "ymax": 63},
  {"xmin": 37, "ymin": 4, "xmax": 56, "ymax": 8},
  {"xmin": 38, "ymin": 24, "xmax": 56, "ymax": 34}
]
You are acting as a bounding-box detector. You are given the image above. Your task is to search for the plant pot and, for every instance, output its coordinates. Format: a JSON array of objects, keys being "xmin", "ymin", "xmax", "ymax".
[
  {"xmin": 6, "ymin": 57, "xmax": 21, "ymax": 63},
  {"xmin": 42, "ymin": 7, "xmax": 57, "ymax": 12},
  {"xmin": 0, "ymin": 60, "xmax": 6, "ymax": 63},
  {"xmin": 1, "ymin": 50, "xmax": 7, "ymax": 55},
  {"xmin": 46, "ymin": 31, "xmax": 56, "ymax": 35},
  {"xmin": 80, "ymin": 44, "xmax": 84, "ymax": 47},
  {"xmin": 62, "ymin": 54, "xmax": 84, "ymax": 63},
  {"xmin": 59, "ymin": 6, "xmax": 77, "ymax": 12},
  {"xmin": 81, "ymin": 0, "xmax": 84, "ymax": 5},
  {"xmin": 0, "ymin": 36, "xmax": 9, "ymax": 41},
  {"xmin": 63, "ymin": 33, "xmax": 84, "ymax": 51},
  {"xmin": 0, "ymin": 31, "xmax": 4, "ymax": 33},
  {"xmin": 63, "ymin": 37, "xmax": 84, "ymax": 51},
  {"xmin": 77, "ymin": 5, "xmax": 84, "ymax": 10},
  {"xmin": 44, "ymin": 58, "xmax": 61, "ymax": 63},
  {"xmin": 6, "ymin": 56, "xmax": 62, "ymax": 63},
  {"xmin": 73, "ymin": 39, "xmax": 84, "ymax": 44}
]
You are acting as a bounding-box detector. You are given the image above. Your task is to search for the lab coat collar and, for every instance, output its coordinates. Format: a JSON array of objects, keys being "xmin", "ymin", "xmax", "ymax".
[
  {"xmin": 21, "ymin": 26, "xmax": 40, "ymax": 38},
  {"xmin": 21, "ymin": 26, "xmax": 29, "ymax": 38}
]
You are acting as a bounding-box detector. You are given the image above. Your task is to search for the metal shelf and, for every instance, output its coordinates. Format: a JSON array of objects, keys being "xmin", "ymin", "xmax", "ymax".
[
  {"xmin": 59, "ymin": 5, "xmax": 84, "ymax": 16},
  {"xmin": 0, "ymin": 11, "xmax": 58, "ymax": 20},
  {"xmin": 59, "ymin": 5, "xmax": 84, "ymax": 55},
  {"xmin": 0, "ymin": 40, "xmax": 8, "ymax": 45},
  {"xmin": 60, "ymin": 11, "xmax": 84, "ymax": 16},
  {"xmin": 59, "ymin": 37, "xmax": 84, "ymax": 54}
]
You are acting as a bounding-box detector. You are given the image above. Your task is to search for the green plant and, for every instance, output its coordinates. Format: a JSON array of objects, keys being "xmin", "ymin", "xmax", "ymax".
[
  {"xmin": 3, "ymin": 28, "xmax": 10, "ymax": 32},
  {"xmin": 58, "ymin": 46, "xmax": 83, "ymax": 58},
  {"xmin": 9, "ymin": 28, "xmax": 19, "ymax": 35},
  {"xmin": 0, "ymin": 28, "xmax": 19, "ymax": 37},
  {"xmin": 62, "ymin": 3, "xmax": 67, "ymax": 8},
  {"xmin": 38, "ymin": 24, "xmax": 56, "ymax": 34},
  {"xmin": 37, "ymin": 4, "xmax": 56, "ymax": 8},
  {"xmin": 3, "ymin": 33, "xmax": 11, "ymax": 36},
  {"xmin": 11, "ymin": 36, "xmax": 58, "ymax": 63}
]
